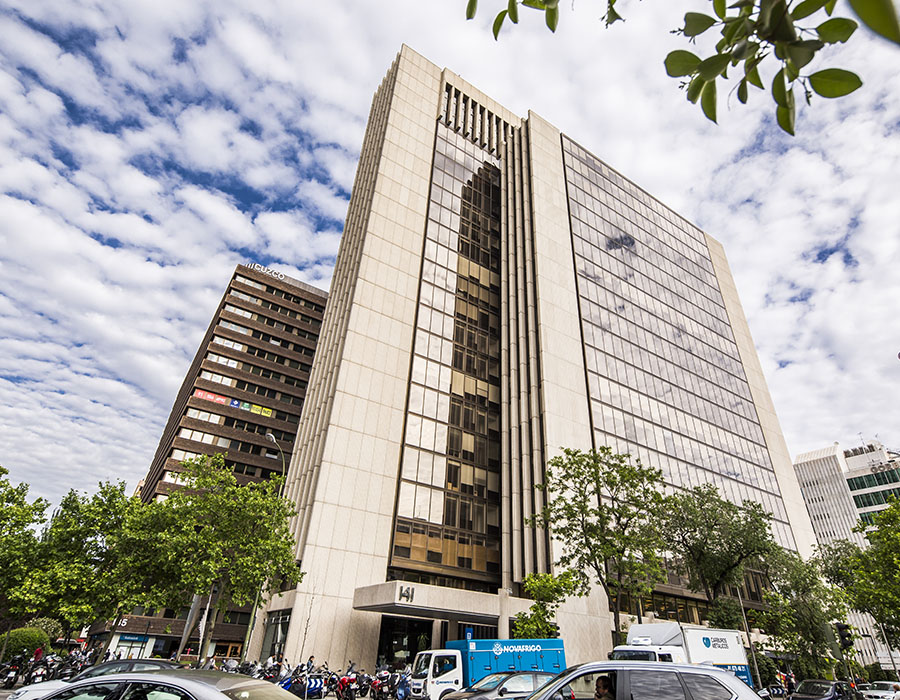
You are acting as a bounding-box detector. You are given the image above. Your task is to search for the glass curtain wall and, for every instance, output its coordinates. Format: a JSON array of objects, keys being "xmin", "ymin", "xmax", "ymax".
[
  {"xmin": 390, "ymin": 123, "xmax": 502, "ymax": 587},
  {"xmin": 561, "ymin": 136, "xmax": 796, "ymax": 549}
]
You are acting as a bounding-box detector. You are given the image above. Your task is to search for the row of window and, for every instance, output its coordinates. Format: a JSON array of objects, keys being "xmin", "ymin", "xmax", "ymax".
[
  {"xmin": 392, "ymin": 517, "xmax": 500, "ymax": 573},
  {"xmin": 218, "ymin": 314, "xmax": 318, "ymax": 344},
  {"xmin": 206, "ymin": 352, "xmax": 308, "ymax": 387},
  {"xmin": 853, "ymin": 488, "xmax": 900, "ymax": 509},
  {"xmin": 233, "ymin": 275, "xmax": 325, "ymax": 313},
  {"xmin": 165, "ymin": 453, "xmax": 277, "ymax": 480},
  {"xmin": 228, "ymin": 288, "xmax": 322, "ymax": 329},
  {"xmin": 177, "ymin": 428, "xmax": 281, "ymax": 460},
  {"xmin": 847, "ymin": 467, "xmax": 900, "ymax": 491},
  {"xmin": 199, "ymin": 370, "xmax": 305, "ymax": 407}
]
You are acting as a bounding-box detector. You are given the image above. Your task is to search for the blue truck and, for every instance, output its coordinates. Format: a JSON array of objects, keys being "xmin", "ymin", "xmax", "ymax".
[{"xmin": 410, "ymin": 639, "xmax": 567, "ymax": 700}]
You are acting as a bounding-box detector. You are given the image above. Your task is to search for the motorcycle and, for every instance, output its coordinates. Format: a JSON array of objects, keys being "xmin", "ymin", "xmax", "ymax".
[
  {"xmin": 335, "ymin": 663, "xmax": 360, "ymax": 700},
  {"xmin": 3, "ymin": 655, "xmax": 26, "ymax": 689},
  {"xmin": 395, "ymin": 668, "xmax": 412, "ymax": 700}
]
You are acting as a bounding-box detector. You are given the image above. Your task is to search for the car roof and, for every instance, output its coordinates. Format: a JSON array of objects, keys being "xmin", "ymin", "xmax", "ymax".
[
  {"xmin": 564, "ymin": 660, "xmax": 742, "ymax": 676},
  {"xmin": 66, "ymin": 669, "xmax": 282, "ymax": 692}
]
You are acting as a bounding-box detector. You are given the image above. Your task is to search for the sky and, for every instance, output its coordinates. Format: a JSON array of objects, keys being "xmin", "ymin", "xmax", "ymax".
[{"xmin": 1, "ymin": 0, "xmax": 899, "ymax": 508}]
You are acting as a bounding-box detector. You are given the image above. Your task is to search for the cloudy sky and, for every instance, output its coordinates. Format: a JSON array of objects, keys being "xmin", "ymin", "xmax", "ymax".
[{"xmin": 1, "ymin": 0, "xmax": 898, "ymax": 507}]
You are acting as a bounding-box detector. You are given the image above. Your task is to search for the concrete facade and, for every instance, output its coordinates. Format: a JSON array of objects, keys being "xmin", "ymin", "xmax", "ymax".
[{"xmin": 248, "ymin": 46, "xmax": 814, "ymax": 670}]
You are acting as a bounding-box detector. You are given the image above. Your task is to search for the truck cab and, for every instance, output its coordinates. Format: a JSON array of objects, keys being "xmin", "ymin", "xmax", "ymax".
[
  {"xmin": 411, "ymin": 650, "xmax": 464, "ymax": 700},
  {"xmin": 609, "ymin": 639, "xmax": 687, "ymax": 663}
]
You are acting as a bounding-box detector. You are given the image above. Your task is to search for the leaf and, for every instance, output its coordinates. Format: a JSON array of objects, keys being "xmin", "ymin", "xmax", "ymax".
[
  {"xmin": 508, "ymin": 0, "xmax": 519, "ymax": 22},
  {"xmin": 714, "ymin": 0, "xmax": 727, "ymax": 18},
  {"xmin": 792, "ymin": 0, "xmax": 831, "ymax": 19},
  {"xmin": 684, "ymin": 11, "xmax": 718, "ymax": 35},
  {"xmin": 697, "ymin": 53, "xmax": 731, "ymax": 80},
  {"xmin": 776, "ymin": 104, "xmax": 795, "ymax": 135},
  {"xmin": 522, "ymin": 0, "xmax": 546, "ymax": 7},
  {"xmin": 466, "ymin": 0, "xmax": 478, "ymax": 20},
  {"xmin": 493, "ymin": 9, "xmax": 507, "ymax": 38},
  {"xmin": 545, "ymin": 5, "xmax": 559, "ymax": 30},
  {"xmin": 745, "ymin": 62, "xmax": 764, "ymax": 88},
  {"xmin": 817, "ymin": 17, "xmax": 859, "ymax": 41},
  {"xmin": 701, "ymin": 79, "xmax": 718, "ymax": 122},
  {"xmin": 664, "ymin": 49, "xmax": 702, "ymax": 76},
  {"xmin": 738, "ymin": 78, "xmax": 749, "ymax": 103},
  {"xmin": 771, "ymin": 67, "xmax": 788, "ymax": 106},
  {"xmin": 808, "ymin": 68, "xmax": 864, "ymax": 97},
  {"xmin": 687, "ymin": 76, "xmax": 706, "ymax": 103},
  {"xmin": 825, "ymin": 0, "xmax": 838, "ymax": 13},
  {"xmin": 849, "ymin": 0, "xmax": 900, "ymax": 43}
]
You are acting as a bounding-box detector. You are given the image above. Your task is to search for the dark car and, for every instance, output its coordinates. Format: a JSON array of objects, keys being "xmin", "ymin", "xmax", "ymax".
[
  {"xmin": 790, "ymin": 679, "xmax": 863, "ymax": 700},
  {"xmin": 444, "ymin": 672, "xmax": 556, "ymax": 700},
  {"xmin": 9, "ymin": 660, "xmax": 183, "ymax": 700}
]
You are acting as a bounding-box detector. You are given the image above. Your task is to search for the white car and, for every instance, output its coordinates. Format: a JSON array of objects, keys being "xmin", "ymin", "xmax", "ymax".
[
  {"xmin": 9, "ymin": 660, "xmax": 181, "ymax": 700},
  {"xmin": 862, "ymin": 681, "xmax": 898, "ymax": 700}
]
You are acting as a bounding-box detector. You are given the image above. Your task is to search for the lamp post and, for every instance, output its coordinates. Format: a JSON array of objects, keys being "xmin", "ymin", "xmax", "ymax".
[{"xmin": 240, "ymin": 432, "xmax": 288, "ymax": 662}]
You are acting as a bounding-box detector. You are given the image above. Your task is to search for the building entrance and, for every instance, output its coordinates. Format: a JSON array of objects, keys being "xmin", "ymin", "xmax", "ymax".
[{"xmin": 377, "ymin": 616, "xmax": 433, "ymax": 669}]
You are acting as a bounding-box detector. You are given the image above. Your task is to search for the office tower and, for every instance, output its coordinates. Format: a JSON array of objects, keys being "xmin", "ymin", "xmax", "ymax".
[
  {"xmin": 794, "ymin": 440, "xmax": 900, "ymax": 668},
  {"xmin": 114, "ymin": 264, "xmax": 326, "ymax": 659},
  {"xmin": 252, "ymin": 46, "xmax": 815, "ymax": 667}
]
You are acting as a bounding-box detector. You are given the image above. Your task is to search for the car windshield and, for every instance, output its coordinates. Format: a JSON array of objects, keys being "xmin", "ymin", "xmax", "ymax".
[
  {"xmin": 871, "ymin": 682, "xmax": 896, "ymax": 691},
  {"xmin": 412, "ymin": 653, "xmax": 432, "ymax": 679},
  {"xmin": 796, "ymin": 681, "xmax": 833, "ymax": 695},
  {"xmin": 472, "ymin": 674, "xmax": 510, "ymax": 690},
  {"xmin": 609, "ymin": 650, "xmax": 656, "ymax": 661},
  {"xmin": 522, "ymin": 665, "xmax": 586, "ymax": 700}
]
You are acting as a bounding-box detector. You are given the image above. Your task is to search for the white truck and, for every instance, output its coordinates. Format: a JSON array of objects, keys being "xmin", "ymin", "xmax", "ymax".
[{"xmin": 610, "ymin": 622, "xmax": 754, "ymax": 688}]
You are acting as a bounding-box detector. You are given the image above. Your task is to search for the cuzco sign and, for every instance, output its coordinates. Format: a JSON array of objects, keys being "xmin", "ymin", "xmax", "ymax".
[{"xmin": 246, "ymin": 262, "xmax": 285, "ymax": 281}]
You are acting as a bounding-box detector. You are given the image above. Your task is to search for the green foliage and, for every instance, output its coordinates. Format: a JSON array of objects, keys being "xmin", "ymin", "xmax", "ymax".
[
  {"xmin": 754, "ymin": 651, "xmax": 780, "ymax": 687},
  {"xmin": 0, "ymin": 466, "xmax": 48, "ymax": 630},
  {"xmin": 512, "ymin": 572, "xmax": 577, "ymax": 638},
  {"xmin": 706, "ymin": 596, "xmax": 744, "ymax": 629},
  {"xmin": 20, "ymin": 481, "xmax": 146, "ymax": 631},
  {"xmin": 154, "ymin": 454, "xmax": 302, "ymax": 614},
  {"xmin": 464, "ymin": 0, "xmax": 900, "ymax": 133},
  {"xmin": 26, "ymin": 617, "xmax": 62, "ymax": 643},
  {"xmin": 863, "ymin": 661, "xmax": 894, "ymax": 682},
  {"xmin": 662, "ymin": 483, "xmax": 776, "ymax": 602},
  {"xmin": 529, "ymin": 446, "xmax": 667, "ymax": 643},
  {"xmin": 1, "ymin": 627, "xmax": 49, "ymax": 662},
  {"xmin": 759, "ymin": 548, "xmax": 847, "ymax": 674}
]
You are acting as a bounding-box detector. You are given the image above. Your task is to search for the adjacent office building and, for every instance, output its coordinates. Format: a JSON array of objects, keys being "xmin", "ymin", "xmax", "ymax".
[
  {"xmin": 249, "ymin": 46, "xmax": 816, "ymax": 668},
  {"xmin": 794, "ymin": 441, "xmax": 900, "ymax": 667},
  {"xmin": 119, "ymin": 263, "xmax": 327, "ymax": 658}
]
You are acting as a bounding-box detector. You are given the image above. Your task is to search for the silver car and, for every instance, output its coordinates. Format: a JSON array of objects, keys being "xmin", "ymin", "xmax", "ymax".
[
  {"xmin": 9, "ymin": 661, "xmax": 183, "ymax": 700},
  {"xmin": 10, "ymin": 671, "xmax": 296, "ymax": 700},
  {"xmin": 862, "ymin": 681, "xmax": 898, "ymax": 700},
  {"xmin": 521, "ymin": 660, "xmax": 760, "ymax": 700}
]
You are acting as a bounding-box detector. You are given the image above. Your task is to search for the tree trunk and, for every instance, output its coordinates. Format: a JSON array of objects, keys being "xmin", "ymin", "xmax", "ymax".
[
  {"xmin": 99, "ymin": 612, "xmax": 124, "ymax": 660},
  {"xmin": 1, "ymin": 622, "xmax": 11, "ymax": 662}
]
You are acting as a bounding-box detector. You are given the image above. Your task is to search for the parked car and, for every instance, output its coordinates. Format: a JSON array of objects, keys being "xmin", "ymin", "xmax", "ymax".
[
  {"xmin": 518, "ymin": 660, "xmax": 760, "ymax": 700},
  {"xmin": 8, "ymin": 660, "xmax": 182, "ymax": 700},
  {"xmin": 790, "ymin": 679, "xmax": 863, "ymax": 700},
  {"xmin": 861, "ymin": 681, "xmax": 897, "ymax": 700},
  {"xmin": 12, "ymin": 670, "xmax": 296, "ymax": 700},
  {"xmin": 444, "ymin": 672, "xmax": 556, "ymax": 700}
]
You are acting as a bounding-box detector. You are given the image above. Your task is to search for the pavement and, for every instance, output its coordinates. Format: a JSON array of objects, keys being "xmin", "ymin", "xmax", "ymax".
[{"xmin": 1, "ymin": 688, "xmax": 14, "ymax": 700}]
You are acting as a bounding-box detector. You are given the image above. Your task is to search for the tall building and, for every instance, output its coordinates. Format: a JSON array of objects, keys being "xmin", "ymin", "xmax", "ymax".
[
  {"xmin": 111, "ymin": 263, "xmax": 327, "ymax": 659},
  {"xmin": 794, "ymin": 440, "xmax": 900, "ymax": 668},
  {"xmin": 250, "ymin": 46, "xmax": 816, "ymax": 668}
]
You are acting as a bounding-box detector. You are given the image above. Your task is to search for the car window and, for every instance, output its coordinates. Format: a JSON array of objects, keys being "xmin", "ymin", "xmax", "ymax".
[
  {"xmin": 628, "ymin": 670, "xmax": 686, "ymax": 700},
  {"xmin": 130, "ymin": 664, "xmax": 165, "ymax": 672},
  {"xmin": 473, "ymin": 674, "xmax": 510, "ymax": 690},
  {"xmin": 80, "ymin": 665, "xmax": 131, "ymax": 679},
  {"xmin": 432, "ymin": 655, "xmax": 457, "ymax": 677},
  {"xmin": 680, "ymin": 673, "xmax": 733, "ymax": 700},
  {"xmin": 534, "ymin": 675, "xmax": 554, "ymax": 691},
  {"xmin": 546, "ymin": 670, "xmax": 616, "ymax": 700},
  {"xmin": 51, "ymin": 683, "xmax": 123, "ymax": 700},
  {"xmin": 120, "ymin": 683, "xmax": 193, "ymax": 700},
  {"xmin": 501, "ymin": 675, "xmax": 535, "ymax": 694}
]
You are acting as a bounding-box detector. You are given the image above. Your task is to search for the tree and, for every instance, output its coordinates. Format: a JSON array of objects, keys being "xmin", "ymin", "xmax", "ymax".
[
  {"xmin": 0, "ymin": 466, "xmax": 47, "ymax": 660},
  {"xmin": 758, "ymin": 548, "xmax": 847, "ymax": 676},
  {"xmin": 149, "ymin": 454, "xmax": 302, "ymax": 656},
  {"xmin": 20, "ymin": 481, "xmax": 155, "ymax": 651},
  {"xmin": 0, "ymin": 627, "xmax": 50, "ymax": 663},
  {"xmin": 529, "ymin": 447, "xmax": 667, "ymax": 644},
  {"xmin": 512, "ymin": 572, "xmax": 577, "ymax": 638},
  {"xmin": 662, "ymin": 483, "xmax": 776, "ymax": 603},
  {"xmin": 464, "ymin": 0, "xmax": 900, "ymax": 134}
]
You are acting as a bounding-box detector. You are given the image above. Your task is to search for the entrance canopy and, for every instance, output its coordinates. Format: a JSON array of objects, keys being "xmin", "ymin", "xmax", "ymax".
[{"xmin": 352, "ymin": 580, "xmax": 528, "ymax": 625}]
